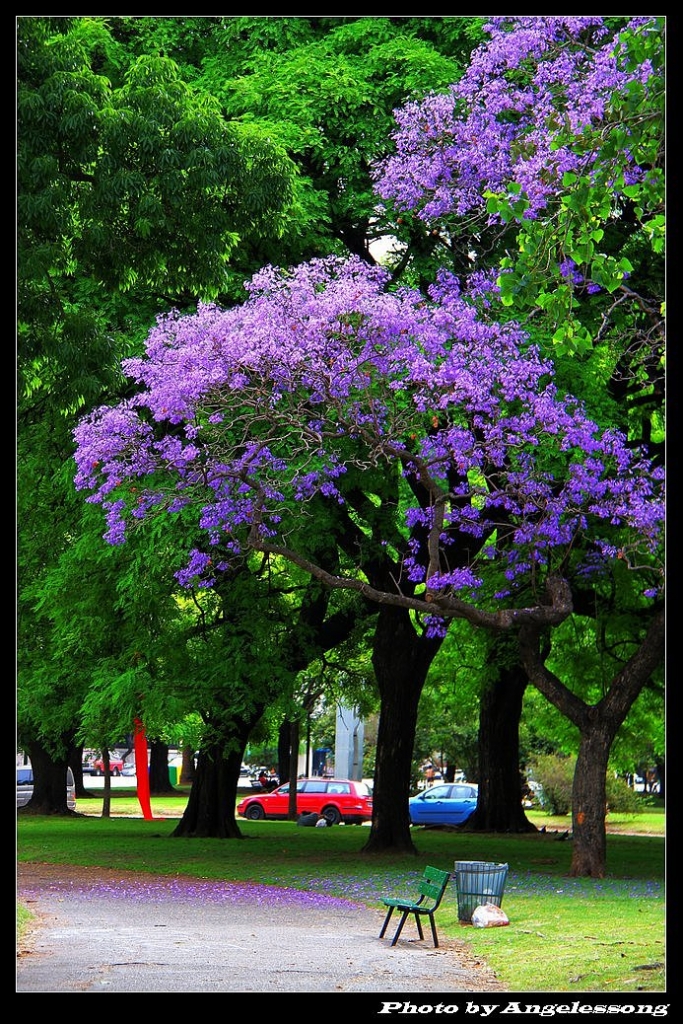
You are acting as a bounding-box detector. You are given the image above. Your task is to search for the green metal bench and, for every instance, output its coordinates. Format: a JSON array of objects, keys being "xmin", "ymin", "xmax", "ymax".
[{"xmin": 379, "ymin": 865, "xmax": 451, "ymax": 947}]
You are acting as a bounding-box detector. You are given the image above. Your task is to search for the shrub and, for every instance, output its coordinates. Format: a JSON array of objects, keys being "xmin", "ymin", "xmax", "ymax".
[
  {"xmin": 529, "ymin": 754, "xmax": 574, "ymax": 815},
  {"xmin": 605, "ymin": 774, "xmax": 643, "ymax": 814}
]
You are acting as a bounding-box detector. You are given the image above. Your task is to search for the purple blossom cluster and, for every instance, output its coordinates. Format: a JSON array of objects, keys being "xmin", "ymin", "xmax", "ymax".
[
  {"xmin": 374, "ymin": 17, "xmax": 660, "ymax": 224},
  {"xmin": 73, "ymin": 254, "xmax": 664, "ymax": 600}
]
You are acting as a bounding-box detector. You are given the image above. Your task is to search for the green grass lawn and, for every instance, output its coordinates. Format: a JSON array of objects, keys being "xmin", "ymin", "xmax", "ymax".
[{"xmin": 17, "ymin": 791, "xmax": 665, "ymax": 994}]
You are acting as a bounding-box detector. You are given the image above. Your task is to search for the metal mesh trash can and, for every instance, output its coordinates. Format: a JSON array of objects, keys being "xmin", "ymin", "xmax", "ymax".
[{"xmin": 454, "ymin": 861, "xmax": 508, "ymax": 923}]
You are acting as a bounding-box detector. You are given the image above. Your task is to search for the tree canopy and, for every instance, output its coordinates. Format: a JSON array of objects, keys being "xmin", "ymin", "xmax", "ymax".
[
  {"xmin": 19, "ymin": 17, "xmax": 664, "ymax": 873},
  {"xmin": 71, "ymin": 16, "xmax": 664, "ymax": 874},
  {"xmin": 73, "ymin": 254, "xmax": 663, "ymax": 619}
]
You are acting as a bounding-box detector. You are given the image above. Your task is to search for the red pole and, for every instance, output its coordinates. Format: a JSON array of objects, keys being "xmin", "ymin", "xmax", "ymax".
[{"xmin": 134, "ymin": 718, "xmax": 154, "ymax": 820}]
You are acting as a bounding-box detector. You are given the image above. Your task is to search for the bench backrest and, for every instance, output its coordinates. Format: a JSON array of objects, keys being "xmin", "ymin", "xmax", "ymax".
[{"xmin": 419, "ymin": 866, "xmax": 451, "ymax": 908}]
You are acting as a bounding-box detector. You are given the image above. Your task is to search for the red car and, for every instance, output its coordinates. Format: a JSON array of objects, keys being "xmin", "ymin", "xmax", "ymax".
[
  {"xmin": 237, "ymin": 777, "xmax": 373, "ymax": 826},
  {"xmin": 86, "ymin": 754, "xmax": 126, "ymax": 776}
]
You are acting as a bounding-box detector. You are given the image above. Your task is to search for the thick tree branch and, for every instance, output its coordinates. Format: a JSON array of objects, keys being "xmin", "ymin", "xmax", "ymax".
[{"xmin": 251, "ymin": 528, "xmax": 573, "ymax": 631}]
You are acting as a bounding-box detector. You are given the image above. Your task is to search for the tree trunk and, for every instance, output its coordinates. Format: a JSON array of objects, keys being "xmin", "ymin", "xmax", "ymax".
[
  {"xmin": 171, "ymin": 744, "xmax": 244, "ymax": 838},
  {"xmin": 277, "ymin": 719, "xmax": 291, "ymax": 785},
  {"xmin": 99, "ymin": 748, "xmax": 112, "ymax": 818},
  {"xmin": 288, "ymin": 719, "xmax": 300, "ymax": 820},
  {"xmin": 171, "ymin": 707, "xmax": 265, "ymax": 838},
  {"xmin": 68, "ymin": 744, "xmax": 92, "ymax": 798},
  {"xmin": 21, "ymin": 740, "xmax": 77, "ymax": 815},
  {"xmin": 466, "ymin": 662, "xmax": 537, "ymax": 833},
  {"xmin": 570, "ymin": 727, "xmax": 613, "ymax": 877},
  {"xmin": 179, "ymin": 746, "xmax": 196, "ymax": 786},
  {"xmin": 149, "ymin": 740, "xmax": 174, "ymax": 794},
  {"xmin": 362, "ymin": 605, "xmax": 443, "ymax": 854}
]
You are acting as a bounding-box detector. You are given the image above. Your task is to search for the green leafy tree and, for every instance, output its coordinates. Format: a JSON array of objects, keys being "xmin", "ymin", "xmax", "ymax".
[
  {"xmin": 18, "ymin": 15, "xmax": 296, "ymax": 414},
  {"xmin": 17, "ymin": 15, "xmax": 297, "ymax": 811},
  {"xmin": 195, "ymin": 16, "xmax": 485, "ymax": 275}
]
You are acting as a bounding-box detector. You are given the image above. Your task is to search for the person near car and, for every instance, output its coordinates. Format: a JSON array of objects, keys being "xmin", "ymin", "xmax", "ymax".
[
  {"xmin": 297, "ymin": 811, "xmax": 320, "ymax": 827},
  {"xmin": 297, "ymin": 812, "xmax": 332, "ymax": 827}
]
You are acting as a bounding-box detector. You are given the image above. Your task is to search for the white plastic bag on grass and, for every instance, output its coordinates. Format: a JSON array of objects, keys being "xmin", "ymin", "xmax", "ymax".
[{"xmin": 471, "ymin": 903, "xmax": 509, "ymax": 928}]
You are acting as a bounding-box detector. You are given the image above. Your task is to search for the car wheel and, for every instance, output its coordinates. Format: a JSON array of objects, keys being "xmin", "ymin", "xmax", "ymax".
[
  {"xmin": 322, "ymin": 806, "xmax": 342, "ymax": 826},
  {"xmin": 245, "ymin": 804, "xmax": 265, "ymax": 821},
  {"xmin": 96, "ymin": 769, "xmax": 103, "ymax": 776},
  {"xmin": 112, "ymin": 768, "xmax": 120, "ymax": 777}
]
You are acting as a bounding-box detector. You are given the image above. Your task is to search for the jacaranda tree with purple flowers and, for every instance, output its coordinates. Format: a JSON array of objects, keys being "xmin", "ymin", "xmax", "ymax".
[
  {"xmin": 74, "ymin": 251, "xmax": 664, "ymax": 873},
  {"xmin": 369, "ymin": 14, "xmax": 664, "ymax": 873},
  {"xmin": 374, "ymin": 16, "xmax": 664, "ymax": 360}
]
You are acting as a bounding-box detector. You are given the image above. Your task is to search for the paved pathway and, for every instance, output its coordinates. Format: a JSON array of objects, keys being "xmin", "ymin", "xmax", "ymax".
[{"xmin": 17, "ymin": 862, "xmax": 505, "ymax": 995}]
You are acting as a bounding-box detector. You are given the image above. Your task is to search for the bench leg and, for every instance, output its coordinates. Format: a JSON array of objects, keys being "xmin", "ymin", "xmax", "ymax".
[
  {"xmin": 379, "ymin": 906, "xmax": 395, "ymax": 939},
  {"xmin": 390, "ymin": 910, "xmax": 410, "ymax": 946},
  {"xmin": 381, "ymin": 903, "xmax": 442, "ymax": 947}
]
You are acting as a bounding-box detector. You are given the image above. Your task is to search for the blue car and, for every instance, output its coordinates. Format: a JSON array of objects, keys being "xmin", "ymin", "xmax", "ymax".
[{"xmin": 408, "ymin": 782, "xmax": 478, "ymax": 826}]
